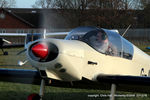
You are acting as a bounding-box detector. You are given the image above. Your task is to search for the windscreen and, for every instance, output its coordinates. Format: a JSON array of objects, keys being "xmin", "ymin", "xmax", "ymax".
[
  {"xmin": 82, "ymin": 29, "xmax": 122, "ymax": 57},
  {"xmin": 103, "ymin": 29, "xmax": 122, "ymax": 57},
  {"xmin": 65, "ymin": 26, "xmax": 133, "ymax": 59},
  {"xmin": 121, "ymin": 37, "xmax": 133, "ymax": 59},
  {"xmin": 65, "ymin": 26, "xmax": 98, "ymax": 40}
]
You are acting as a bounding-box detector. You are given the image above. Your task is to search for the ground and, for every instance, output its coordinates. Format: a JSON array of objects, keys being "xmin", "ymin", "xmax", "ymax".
[{"xmin": 0, "ymin": 43, "xmax": 150, "ymax": 100}]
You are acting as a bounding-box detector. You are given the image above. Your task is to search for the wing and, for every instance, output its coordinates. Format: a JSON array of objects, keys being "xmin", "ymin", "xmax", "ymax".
[
  {"xmin": 46, "ymin": 32, "xmax": 68, "ymax": 39},
  {"xmin": 1, "ymin": 68, "xmax": 150, "ymax": 93},
  {"xmin": 0, "ymin": 33, "xmax": 26, "ymax": 36},
  {"xmin": 0, "ymin": 32, "xmax": 68, "ymax": 48},
  {"xmin": 95, "ymin": 74, "xmax": 150, "ymax": 93},
  {"xmin": 0, "ymin": 68, "xmax": 71, "ymax": 87},
  {"xmin": 0, "ymin": 68, "xmax": 41, "ymax": 85},
  {"xmin": 0, "ymin": 32, "xmax": 68, "ymax": 39},
  {"xmin": 0, "ymin": 33, "xmax": 26, "ymax": 48}
]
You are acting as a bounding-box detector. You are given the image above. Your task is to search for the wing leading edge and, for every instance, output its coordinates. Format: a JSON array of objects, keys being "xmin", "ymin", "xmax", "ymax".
[
  {"xmin": 95, "ymin": 75, "xmax": 150, "ymax": 93},
  {"xmin": 0, "ymin": 68, "xmax": 41, "ymax": 85},
  {"xmin": 1, "ymin": 68, "xmax": 150, "ymax": 93}
]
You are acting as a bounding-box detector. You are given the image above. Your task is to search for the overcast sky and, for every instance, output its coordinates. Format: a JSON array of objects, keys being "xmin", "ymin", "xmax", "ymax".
[{"xmin": 16, "ymin": 0, "xmax": 36, "ymax": 8}]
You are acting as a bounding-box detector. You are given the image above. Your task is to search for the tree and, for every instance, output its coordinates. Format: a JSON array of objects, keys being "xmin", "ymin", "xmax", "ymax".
[
  {"xmin": 32, "ymin": 0, "xmax": 54, "ymax": 8},
  {"xmin": 53, "ymin": 0, "xmax": 93, "ymax": 26},
  {"xmin": 142, "ymin": 2, "xmax": 150, "ymax": 28},
  {"xmin": 0, "ymin": 0, "xmax": 16, "ymax": 8},
  {"xmin": 31, "ymin": 0, "xmax": 143, "ymax": 28},
  {"xmin": 52, "ymin": 0, "xmax": 139, "ymax": 28},
  {"xmin": 140, "ymin": 0, "xmax": 150, "ymax": 9},
  {"xmin": 125, "ymin": 0, "xmax": 142, "ymax": 10},
  {"xmin": 88, "ymin": 0, "xmax": 125, "ymax": 10}
]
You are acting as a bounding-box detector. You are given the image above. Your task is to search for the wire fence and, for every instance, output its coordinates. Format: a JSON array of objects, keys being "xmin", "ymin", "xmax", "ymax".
[{"xmin": 0, "ymin": 28, "xmax": 150, "ymax": 45}]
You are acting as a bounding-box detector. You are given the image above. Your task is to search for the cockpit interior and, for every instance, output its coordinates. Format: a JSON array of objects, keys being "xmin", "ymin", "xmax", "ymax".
[{"xmin": 65, "ymin": 26, "xmax": 133, "ymax": 60}]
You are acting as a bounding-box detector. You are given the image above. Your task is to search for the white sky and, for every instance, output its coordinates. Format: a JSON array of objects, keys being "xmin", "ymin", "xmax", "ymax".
[{"xmin": 15, "ymin": 0, "xmax": 36, "ymax": 8}]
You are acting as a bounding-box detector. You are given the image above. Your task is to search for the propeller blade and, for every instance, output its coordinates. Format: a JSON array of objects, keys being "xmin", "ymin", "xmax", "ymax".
[
  {"xmin": 18, "ymin": 60, "xmax": 28, "ymax": 66},
  {"xmin": 17, "ymin": 49, "xmax": 27, "ymax": 55}
]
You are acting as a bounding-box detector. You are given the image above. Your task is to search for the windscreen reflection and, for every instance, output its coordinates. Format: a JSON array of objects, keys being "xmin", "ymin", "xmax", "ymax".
[
  {"xmin": 65, "ymin": 26, "xmax": 98, "ymax": 40},
  {"xmin": 66, "ymin": 27, "xmax": 133, "ymax": 60}
]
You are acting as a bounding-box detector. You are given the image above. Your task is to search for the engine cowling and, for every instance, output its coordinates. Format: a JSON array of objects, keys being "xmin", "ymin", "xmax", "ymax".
[{"xmin": 29, "ymin": 42, "xmax": 59, "ymax": 62}]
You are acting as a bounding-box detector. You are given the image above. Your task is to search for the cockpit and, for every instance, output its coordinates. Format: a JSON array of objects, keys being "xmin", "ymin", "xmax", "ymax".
[{"xmin": 65, "ymin": 26, "xmax": 133, "ymax": 60}]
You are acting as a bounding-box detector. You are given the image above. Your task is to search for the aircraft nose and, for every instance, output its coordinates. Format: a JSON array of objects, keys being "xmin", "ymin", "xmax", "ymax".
[
  {"xmin": 32, "ymin": 43, "xmax": 49, "ymax": 59},
  {"xmin": 29, "ymin": 42, "xmax": 59, "ymax": 62}
]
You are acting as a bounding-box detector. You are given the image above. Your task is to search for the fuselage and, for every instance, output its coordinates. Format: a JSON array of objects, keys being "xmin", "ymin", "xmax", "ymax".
[
  {"xmin": 26, "ymin": 39, "xmax": 150, "ymax": 81},
  {"xmin": 26, "ymin": 27, "xmax": 150, "ymax": 82}
]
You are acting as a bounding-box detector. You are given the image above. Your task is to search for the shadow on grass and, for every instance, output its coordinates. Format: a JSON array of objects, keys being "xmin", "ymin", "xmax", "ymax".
[
  {"xmin": 0, "ymin": 91, "xmax": 110, "ymax": 100},
  {"xmin": 0, "ymin": 65, "xmax": 19, "ymax": 67},
  {"xmin": 0, "ymin": 91, "xmax": 149, "ymax": 100}
]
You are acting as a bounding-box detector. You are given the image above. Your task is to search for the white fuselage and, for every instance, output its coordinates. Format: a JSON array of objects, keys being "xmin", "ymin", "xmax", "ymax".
[{"xmin": 26, "ymin": 38, "xmax": 150, "ymax": 82}]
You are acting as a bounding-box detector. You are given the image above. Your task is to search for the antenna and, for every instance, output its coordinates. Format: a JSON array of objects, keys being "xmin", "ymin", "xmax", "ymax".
[
  {"xmin": 122, "ymin": 25, "xmax": 131, "ymax": 37},
  {"xmin": 43, "ymin": 29, "xmax": 46, "ymax": 39}
]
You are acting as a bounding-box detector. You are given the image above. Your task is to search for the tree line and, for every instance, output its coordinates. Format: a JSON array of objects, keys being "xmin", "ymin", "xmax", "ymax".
[
  {"xmin": 31, "ymin": 0, "xmax": 150, "ymax": 28},
  {"xmin": 1, "ymin": 0, "xmax": 150, "ymax": 28}
]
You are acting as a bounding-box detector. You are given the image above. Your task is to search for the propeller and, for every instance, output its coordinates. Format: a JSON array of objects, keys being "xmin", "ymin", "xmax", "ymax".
[
  {"xmin": 17, "ymin": 49, "xmax": 27, "ymax": 55},
  {"xmin": 43, "ymin": 29, "xmax": 46, "ymax": 39},
  {"xmin": 18, "ymin": 60, "xmax": 28, "ymax": 66},
  {"xmin": 17, "ymin": 49, "xmax": 27, "ymax": 66},
  {"xmin": 31, "ymin": 43, "xmax": 49, "ymax": 59}
]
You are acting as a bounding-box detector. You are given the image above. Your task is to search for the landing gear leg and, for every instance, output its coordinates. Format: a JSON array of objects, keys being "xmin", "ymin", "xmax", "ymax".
[
  {"xmin": 27, "ymin": 79, "xmax": 45, "ymax": 100},
  {"xmin": 1, "ymin": 48, "xmax": 8, "ymax": 55},
  {"xmin": 39, "ymin": 79, "xmax": 45, "ymax": 100},
  {"xmin": 110, "ymin": 83, "xmax": 116, "ymax": 100}
]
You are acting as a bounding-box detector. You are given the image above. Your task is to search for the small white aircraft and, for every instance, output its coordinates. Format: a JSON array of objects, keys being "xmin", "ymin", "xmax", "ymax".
[
  {"xmin": 0, "ymin": 37, "xmax": 11, "ymax": 55},
  {"xmin": 146, "ymin": 47, "xmax": 150, "ymax": 50},
  {"xmin": 0, "ymin": 26, "xmax": 150, "ymax": 100}
]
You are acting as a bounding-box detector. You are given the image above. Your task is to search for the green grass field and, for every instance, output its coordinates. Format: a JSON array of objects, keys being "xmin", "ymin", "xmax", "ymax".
[{"xmin": 0, "ymin": 44, "xmax": 150, "ymax": 100}]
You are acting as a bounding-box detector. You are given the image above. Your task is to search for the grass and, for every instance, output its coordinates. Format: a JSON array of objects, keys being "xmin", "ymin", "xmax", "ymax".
[
  {"xmin": 0, "ymin": 82, "xmax": 149, "ymax": 100},
  {"xmin": 0, "ymin": 47, "xmax": 33, "ymax": 69},
  {"xmin": 0, "ymin": 43, "xmax": 150, "ymax": 100}
]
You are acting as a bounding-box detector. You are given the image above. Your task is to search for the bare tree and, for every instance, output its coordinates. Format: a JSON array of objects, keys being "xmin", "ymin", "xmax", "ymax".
[
  {"xmin": 31, "ymin": 0, "xmax": 144, "ymax": 28},
  {"xmin": 124, "ymin": 0, "xmax": 142, "ymax": 10},
  {"xmin": 0, "ymin": 0, "xmax": 16, "ymax": 8},
  {"xmin": 140, "ymin": 0, "xmax": 150, "ymax": 9},
  {"xmin": 88, "ymin": 0, "xmax": 123, "ymax": 9},
  {"xmin": 84, "ymin": 0, "xmax": 139, "ymax": 28},
  {"xmin": 32, "ymin": 0, "xmax": 54, "ymax": 8},
  {"xmin": 140, "ymin": 0, "xmax": 150, "ymax": 28},
  {"xmin": 53, "ymin": 0, "xmax": 93, "ymax": 26},
  {"xmin": 54, "ymin": 0, "xmax": 92, "ymax": 10}
]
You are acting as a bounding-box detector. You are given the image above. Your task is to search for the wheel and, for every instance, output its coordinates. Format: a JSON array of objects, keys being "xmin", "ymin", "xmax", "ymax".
[
  {"xmin": 3, "ymin": 51, "xmax": 8, "ymax": 55},
  {"xmin": 27, "ymin": 93, "xmax": 41, "ymax": 100}
]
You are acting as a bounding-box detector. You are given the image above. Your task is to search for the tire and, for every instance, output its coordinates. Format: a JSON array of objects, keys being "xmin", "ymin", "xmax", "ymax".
[
  {"xmin": 3, "ymin": 51, "xmax": 8, "ymax": 55},
  {"xmin": 27, "ymin": 93, "xmax": 41, "ymax": 100}
]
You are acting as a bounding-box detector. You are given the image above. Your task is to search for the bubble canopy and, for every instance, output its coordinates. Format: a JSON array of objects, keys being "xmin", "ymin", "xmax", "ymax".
[{"xmin": 65, "ymin": 26, "xmax": 133, "ymax": 60}]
